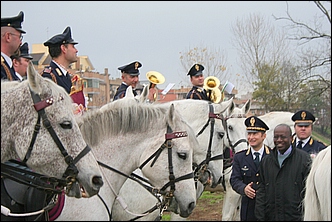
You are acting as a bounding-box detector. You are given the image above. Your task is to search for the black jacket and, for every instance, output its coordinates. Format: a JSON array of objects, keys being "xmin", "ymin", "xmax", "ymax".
[
  {"xmin": 255, "ymin": 146, "xmax": 311, "ymax": 221},
  {"xmin": 41, "ymin": 61, "xmax": 72, "ymax": 94},
  {"xmin": 293, "ymin": 136, "xmax": 327, "ymax": 154},
  {"xmin": 113, "ymin": 83, "xmax": 137, "ymax": 101},
  {"xmin": 230, "ymin": 145, "xmax": 271, "ymax": 221},
  {"xmin": 186, "ymin": 86, "xmax": 211, "ymax": 101},
  {"xmin": 1, "ymin": 56, "xmax": 20, "ymax": 81}
]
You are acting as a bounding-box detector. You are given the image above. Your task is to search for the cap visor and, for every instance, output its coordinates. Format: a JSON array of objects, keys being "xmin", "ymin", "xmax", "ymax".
[
  {"xmin": 297, "ymin": 122, "xmax": 310, "ymax": 126},
  {"xmin": 247, "ymin": 130, "xmax": 259, "ymax": 133},
  {"xmin": 16, "ymin": 28, "xmax": 26, "ymax": 34},
  {"xmin": 194, "ymin": 72, "xmax": 203, "ymax": 76}
]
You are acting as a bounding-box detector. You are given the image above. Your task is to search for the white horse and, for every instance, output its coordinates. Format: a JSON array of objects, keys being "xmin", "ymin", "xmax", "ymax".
[
  {"xmin": 55, "ymin": 87, "xmax": 199, "ymax": 220},
  {"xmin": 221, "ymin": 111, "xmax": 295, "ymax": 221},
  {"xmin": 220, "ymin": 99, "xmax": 251, "ymax": 221},
  {"xmin": 111, "ymin": 87, "xmax": 234, "ymax": 220},
  {"xmin": 303, "ymin": 145, "xmax": 331, "ymax": 221},
  {"xmin": 1, "ymin": 61, "xmax": 103, "ymax": 198}
]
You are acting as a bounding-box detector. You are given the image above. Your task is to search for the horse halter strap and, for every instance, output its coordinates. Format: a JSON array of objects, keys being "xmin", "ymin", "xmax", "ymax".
[
  {"xmin": 222, "ymin": 116, "xmax": 248, "ymax": 154},
  {"xmin": 194, "ymin": 104, "xmax": 224, "ymax": 183},
  {"xmin": 139, "ymin": 125, "xmax": 194, "ymax": 192},
  {"xmin": 26, "ymin": 88, "xmax": 91, "ymax": 187}
]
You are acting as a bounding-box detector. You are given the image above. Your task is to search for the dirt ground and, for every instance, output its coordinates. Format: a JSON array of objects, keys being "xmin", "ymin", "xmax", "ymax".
[
  {"xmin": 186, "ymin": 191, "xmax": 223, "ymax": 221},
  {"xmin": 162, "ymin": 189, "xmax": 224, "ymax": 221}
]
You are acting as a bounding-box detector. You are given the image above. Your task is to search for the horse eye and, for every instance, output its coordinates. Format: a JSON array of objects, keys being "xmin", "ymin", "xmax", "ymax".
[
  {"xmin": 177, "ymin": 152, "xmax": 187, "ymax": 160},
  {"xmin": 60, "ymin": 121, "xmax": 72, "ymax": 129},
  {"xmin": 228, "ymin": 125, "xmax": 233, "ymax": 131},
  {"xmin": 218, "ymin": 132, "xmax": 225, "ymax": 139}
]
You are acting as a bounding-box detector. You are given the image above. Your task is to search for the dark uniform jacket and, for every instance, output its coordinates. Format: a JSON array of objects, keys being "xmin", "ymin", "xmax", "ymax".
[
  {"xmin": 293, "ymin": 136, "xmax": 326, "ymax": 155},
  {"xmin": 1, "ymin": 56, "xmax": 20, "ymax": 81},
  {"xmin": 230, "ymin": 145, "xmax": 271, "ymax": 221},
  {"xmin": 113, "ymin": 83, "xmax": 137, "ymax": 101},
  {"xmin": 255, "ymin": 146, "xmax": 311, "ymax": 221},
  {"xmin": 186, "ymin": 86, "xmax": 211, "ymax": 101},
  {"xmin": 41, "ymin": 61, "xmax": 72, "ymax": 94}
]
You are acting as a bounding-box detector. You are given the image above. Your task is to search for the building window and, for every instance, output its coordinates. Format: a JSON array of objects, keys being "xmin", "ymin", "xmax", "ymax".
[{"xmin": 86, "ymin": 79, "xmax": 100, "ymax": 88}]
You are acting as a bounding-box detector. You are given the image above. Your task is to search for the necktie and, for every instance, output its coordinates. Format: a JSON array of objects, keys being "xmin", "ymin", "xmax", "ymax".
[
  {"xmin": 254, "ymin": 152, "xmax": 260, "ymax": 168},
  {"xmin": 297, "ymin": 140, "xmax": 303, "ymax": 149}
]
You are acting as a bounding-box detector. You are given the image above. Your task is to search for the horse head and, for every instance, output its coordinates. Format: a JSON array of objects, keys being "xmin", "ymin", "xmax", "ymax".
[{"xmin": 1, "ymin": 61, "xmax": 103, "ymax": 198}]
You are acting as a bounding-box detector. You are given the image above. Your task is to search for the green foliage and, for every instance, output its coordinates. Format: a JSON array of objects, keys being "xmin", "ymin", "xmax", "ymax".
[{"xmin": 312, "ymin": 129, "xmax": 331, "ymax": 146}]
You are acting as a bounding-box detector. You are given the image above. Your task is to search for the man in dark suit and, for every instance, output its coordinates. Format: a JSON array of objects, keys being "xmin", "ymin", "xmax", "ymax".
[
  {"xmin": 230, "ymin": 116, "xmax": 271, "ymax": 221},
  {"xmin": 291, "ymin": 110, "xmax": 326, "ymax": 155},
  {"xmin": 1, "ymin": 11, "xmax": 25, "ymax": 81},
  {"xmin": 41, "ymin": 26, "xmax": 78, "ymax": 94},
  {"xmin": 11, "ymin": 42, "xmax": 33, "ymax": 81},
  {"xmin": 113, "ymin": 61, "xmax": 142, "ymax": 101},
  {"xmin": 185, "ymin": 64, "xmax": 212, "ymax": 102}
]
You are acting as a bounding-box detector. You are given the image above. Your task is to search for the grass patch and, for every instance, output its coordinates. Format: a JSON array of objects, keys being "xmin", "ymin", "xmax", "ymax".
[
  {"xmin": 199, "ymin": 191, "xmax": 224, "ymax": 202},
  {"xmin": 312, "ymin": 131, "xmax": 331, "ymax": 146}
]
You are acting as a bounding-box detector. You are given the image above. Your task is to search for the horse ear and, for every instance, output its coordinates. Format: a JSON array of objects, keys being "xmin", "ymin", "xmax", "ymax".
[
  {"xmin": 138, "ymin": 85, "xmax": 149, "ymax": 103},
  {"xmin": 167, "ymin": 103, "xmax": 176, "ymax": 127},
  {"xmin": 220, "ymin": 96, "xmax": 234, "ymax": 114},
  {"xmin": 242, "ymin": 99, "xmax": 251, "ymax": 115},
  {"xmin": 27, "ymin": 61, "xmax": 43, "ymax": 94},
  {"xmin": 124, "ymin": 86, "xmax": 135, "ymax": 98}
]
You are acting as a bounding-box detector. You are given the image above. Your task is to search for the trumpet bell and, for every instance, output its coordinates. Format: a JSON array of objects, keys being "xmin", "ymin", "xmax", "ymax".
[
  {"xmin": 209, "ymin": 88, "xmax": 223, "ymax": 103},
  {"xmin": 203, "ymin": 76, "xmax": 220, "ymax": 90},
  {"xmin": 146, "ymin": 71, "xmax": 165, "ymax": 85}
]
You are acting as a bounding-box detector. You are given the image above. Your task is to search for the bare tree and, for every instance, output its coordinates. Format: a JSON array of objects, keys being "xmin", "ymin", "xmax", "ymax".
[
  {"xmin": 273, "ymin": 1, "xmax": 331, "ymax": 135},
  {"xmin": 179, "ymin": 45, "xmax": 231, "ymax": 87},
  {"xmin": 273, "ymin": 1, "xmax": 331, "ymax": 83},
  {"xmin": 231, "ymin": 13, "xmax": 290, "ymax": 86}
]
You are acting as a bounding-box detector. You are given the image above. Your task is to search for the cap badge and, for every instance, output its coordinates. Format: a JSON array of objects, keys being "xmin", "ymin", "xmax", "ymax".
[
  {"xmin": 195, "ymin": 64, "xmax": 199, "ymax": 71},
  {"xmin": 135, "ymin": 62, "xmax": 139, "ymax": 70},
  {"xmin": 301, "ymin": 111, "xmax": 306, "ymax": 120},
  {"xmin": 250, "ymin": 117, "xmax": 255, "ymax": 126}
]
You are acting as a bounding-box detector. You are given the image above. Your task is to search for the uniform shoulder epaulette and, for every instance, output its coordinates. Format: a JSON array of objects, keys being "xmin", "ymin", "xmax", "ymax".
[
  {"xmin": 41, "ymin": 66, "xmax": 52, "ymax": 75},
  {"xmin": 55, "ymin": 68, "xmax": 63, "ymax": 76}
]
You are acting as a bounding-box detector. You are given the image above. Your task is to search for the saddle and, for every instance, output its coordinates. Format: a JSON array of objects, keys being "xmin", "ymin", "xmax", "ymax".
[{"xmin": 1, "ymin": 162, "xmax": 54, "ymax": 221}]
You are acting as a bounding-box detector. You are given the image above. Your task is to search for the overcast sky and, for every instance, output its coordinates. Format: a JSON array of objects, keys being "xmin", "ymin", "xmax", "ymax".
[{"xmin": 2, "ymin": 1, "xmax": 329, "ymax": 94}]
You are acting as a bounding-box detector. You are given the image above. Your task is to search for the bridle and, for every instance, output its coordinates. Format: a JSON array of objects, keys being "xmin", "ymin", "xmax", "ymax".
[
  {"xmin": 97, "ymin": 124, "xmax": 193, "ymax": 220},
  {"xmin": 222, "ymin": 114, "xmax": 248, "ymax": 156},
  {"xmin": 1, "ymin": 87, "xmax": 91, "ymax": 194},
  {"xmin": 193, "ymin": 103, "xmax": 225, "ymax": 185}
]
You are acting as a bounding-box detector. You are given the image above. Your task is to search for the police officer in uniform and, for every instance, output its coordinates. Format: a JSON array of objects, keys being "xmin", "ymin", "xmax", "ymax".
[
  {"xmin": 1, "ymin": 11, "xmax": 25, "ymax": 81},
  {"xmin": 230, "ymin": 116, "xmax": 271, "ymax": 221},
  {"xmin": 185, "ymin": 64, "xmax": 211, "ymax": 101},
  {"xmin": 113, "ymin": 61, "xmax": 142, "ymax": 101},
  {"xmin": 41, "ymin": 26, "xmax": 78, "ymax": 94},
  {"xmin": 291, "ymin": 110, "xmax": 326, "ymax": 155},
  {"xmin": 11, "ymin": 42, "xmax": 33, "ymax": 81}
]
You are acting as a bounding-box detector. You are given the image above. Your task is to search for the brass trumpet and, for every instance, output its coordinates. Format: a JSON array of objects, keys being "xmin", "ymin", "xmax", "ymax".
[
  {"xmin": 203, "ymin": 76, "xmax": 223, "ymax": 103},
  {"xmin": 146, "ymin": 71, "xmax": 165, "ymax": 101}
]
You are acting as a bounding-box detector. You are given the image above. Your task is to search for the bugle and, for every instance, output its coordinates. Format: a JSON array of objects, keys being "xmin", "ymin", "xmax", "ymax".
[{"xmin": 146, "ymin": 71, "xmax": 165, "ymax": 101}]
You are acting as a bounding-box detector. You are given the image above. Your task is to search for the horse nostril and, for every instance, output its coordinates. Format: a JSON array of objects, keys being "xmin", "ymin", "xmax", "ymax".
[
  {"xmin": 92, "ymin": 176, "xmax": 103, "ymax": 188},
  {"xmin": 188, "ymin": 201, "xmax": 196, "ymax": 213}
]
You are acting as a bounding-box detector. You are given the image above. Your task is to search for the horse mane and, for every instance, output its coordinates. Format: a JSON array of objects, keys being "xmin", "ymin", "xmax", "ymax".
[
  {"xmin": 77, "ymin": 99, "xmax": 170, "ymax": 146},
  {"xmin": 1, "ymin": 80, "xmax": 21, "ymax": 92},
  {"xmin": 303, "ymin": 145, "xmax": 331, "ymax": 221}
]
